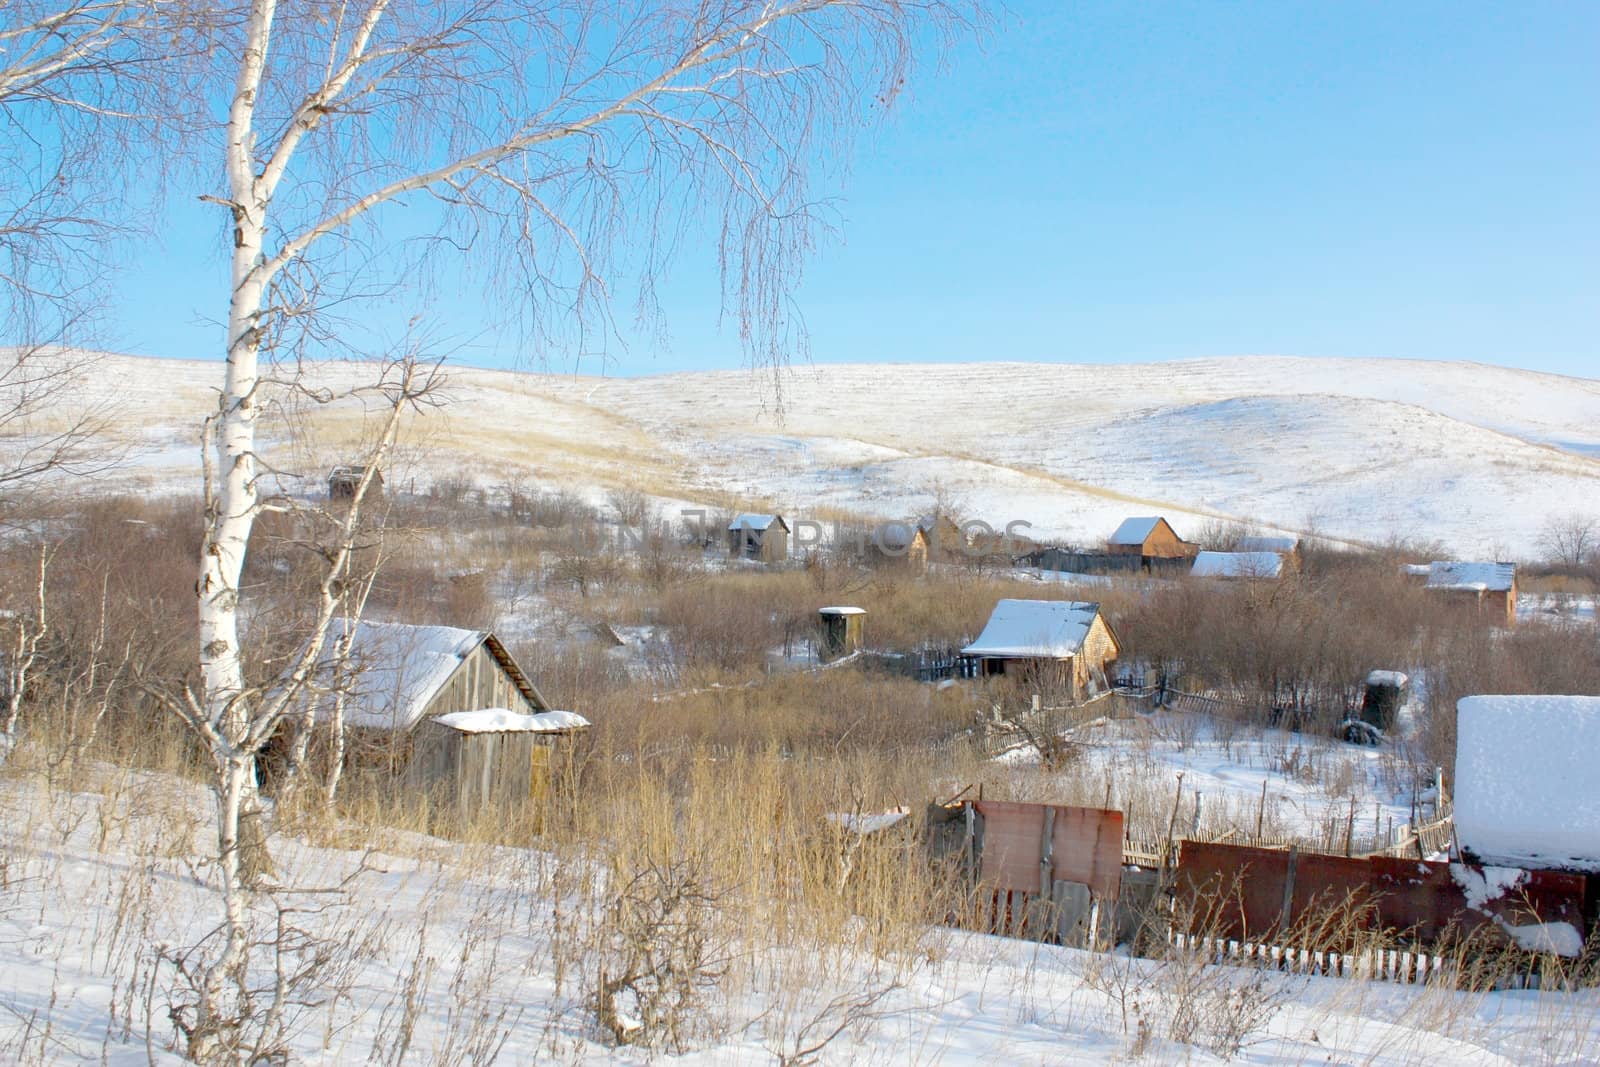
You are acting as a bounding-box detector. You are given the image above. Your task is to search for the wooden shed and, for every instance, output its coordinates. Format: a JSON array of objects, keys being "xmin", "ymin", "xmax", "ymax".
[
  {"xmin": 960, "ymin": 599, "xmax": 1120, "ymax": 699},
  {"xmin": 817, "ymin": 606, "xmax": 866, "ymax": 659},
  {"xmin": 328, "ymin": 464, "xmax": 384, "ymax": 502},
  {"xmin": 917, "ymin": 514, "xmax": 967, "ymax": 562},
  {"xmin": 288, "ymin": 620, "xmax": 583, "ymax": 822},
  {"xmin": 406, "ymin": 708, "xmax": 590, "ymax": 824},
  {"xmin": 1421, "ymin": 561, "xmax": 1518, "ymax": 627},
  {"xmin": 727, "ymin": 513, "xmax": 789, "ymax": 562},
  {"xmin": 1105, "ymin": 516, "xmax": 1197, "ymax": 561}
]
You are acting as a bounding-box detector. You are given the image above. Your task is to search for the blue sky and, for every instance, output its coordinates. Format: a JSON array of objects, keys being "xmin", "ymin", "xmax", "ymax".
[{"xmin": 102, "ymin": 1, "xmax": 1597, "ymax": 377}]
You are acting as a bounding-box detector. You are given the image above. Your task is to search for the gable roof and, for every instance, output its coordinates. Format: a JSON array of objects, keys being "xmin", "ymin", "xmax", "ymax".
[
  {"xmin": 312, "ymin": 619, "xmax": 547, "ymax": 731},
  {"xmin": 1425, "ymin": 561, "xmax": 1516, "ymax": 593},
  {"xmin": 961, "ymin": 599, "xmax": 1103, "ymax": 659},
  {"xmin": 1191, "ymin": 550, "xmax": 1285, "ymax": 579},
  {"xmin": 1108, "ymin": 516, "xmax": 1166, "ymax": 546},
  {"xmin": 728, "ymin": 513, "xmax": 786, "ymax": 532}
]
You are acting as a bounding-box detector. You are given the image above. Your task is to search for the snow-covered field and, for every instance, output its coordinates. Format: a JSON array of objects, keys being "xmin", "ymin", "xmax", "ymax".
[
  {"xmin": 4, "ymin": 764, "xmax": 1597, "ymax": 1066},
  {"xmin": 33, "ymin": 351, "xmax": 1600, "ymax": 557}
]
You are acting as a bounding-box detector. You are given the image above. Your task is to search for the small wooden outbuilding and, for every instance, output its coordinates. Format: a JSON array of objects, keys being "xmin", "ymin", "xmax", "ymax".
[
  {"xmin": 1105, "ymin": 516, "xmax": 1197, "ymax": 561},
  {"xmin": 1419, "ymin": 561, "xmax": 1518, "ymax": 627},
  {"xmin": 917, "ymin": 514, "xmax": 967, "ymax": 561},
  {"xmin": 817, "ymin": 606, "xmax": 866, "ymax": 659},
  {"xmin": 406, "ymin": 708, "xmax": 590, "ymax": 823},
  {"xmin": 960, "ymin": 599, "xmax": 1120, "ymax": 698},
  {"xmin": 727, "ymin": 513, "xmax": 789, "ymax": 562},
  {"xmin": 291, "ymin": 620, "xmax": 584, "ymax": 823},
  {"xmin": 328, "ymin": 464, "xmax": 384, "ymax": 501}
]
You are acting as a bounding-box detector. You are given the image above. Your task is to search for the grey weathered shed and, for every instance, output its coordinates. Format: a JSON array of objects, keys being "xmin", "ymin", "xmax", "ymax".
[
  {"xmin": 405, "ymin": 708, "xmax": 590, "ymax": 823},
  {"xmin": 727, "ymin": 513, "xmax": 789, "ymax": 562}
]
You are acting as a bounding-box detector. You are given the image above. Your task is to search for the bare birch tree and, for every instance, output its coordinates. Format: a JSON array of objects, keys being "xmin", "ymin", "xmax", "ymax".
[
  {"xmin": 0, "ymin": 545, "xmax": 51, "ymax": 763},
  {"xmin": 163, "ymin": 2, "xmax": 974, "ymax": 1058},
  {"xmin": 164, "ymin": 351, "xmax": 436, "ymax": 1059}
]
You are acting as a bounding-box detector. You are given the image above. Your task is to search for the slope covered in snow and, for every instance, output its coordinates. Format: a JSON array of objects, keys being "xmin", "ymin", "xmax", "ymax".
[{"xmin": 20, "ymin": 350, "xmax": 1600, "ymax": 555}]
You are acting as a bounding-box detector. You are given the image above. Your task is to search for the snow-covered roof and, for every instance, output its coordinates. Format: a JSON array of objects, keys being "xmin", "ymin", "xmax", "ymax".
[
  {"xmin": 1107, "ymin": 516, "xmax": 1164, "ymax": 545},
  {"xmin": 960, "ymin": 599, "xmax": 1102, "ymax": 659},
  {"xmin": 728, "ymin": 513, "xmax": 784, "ymax": 531},
  {"xmin": 1190, "ymin": 550, "xmax": 1284, "ymax": 579},
  {"xmin": 818, "ymin": 606, "xmax": 866, "ymax": 616},
  {"xmin": 1365, "ymin": 669, "xmax": 1409, "ymax": 688},
  {"xmin": 432, "ymin": 708, "xmax": 590, "ymax": 734},
  {"xmin": 1455, "ymin": 695, "xmax": 1600, "ymax": 872},
  {"xmin": 1401, "ymin": 563, "xmax": 1432, "ymax": 577},
  {"xmin": 309, "ymin": 620, "xmax": 544, "ymax": 731},
  {"xmin": 824, "ymin": 807, "xmax": 910, "ymax": 835},
  {"xmin": 1425, "ymin": 561, "xmax": 1516, "ymax": 592},
  {"xmin": 1236, "ymin": 535, "xmax": 1299, "ymax": 554}
]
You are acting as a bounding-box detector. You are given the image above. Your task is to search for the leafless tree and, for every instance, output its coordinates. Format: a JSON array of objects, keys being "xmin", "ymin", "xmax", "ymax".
[
  {"xmin": 1, "ymin": 1, "xmax": 195, "ymax": 337},
  {"xmin": 1537, "ymin": 512, "xmax": 1598, "ymax": 572},
  {"xmin": 167, "ymin": 351, "xmax": 438, "ymax": 1059},
  {"xmin": 0, "ymin": 345, "xmax": 115, "ymax": 500},
  {"xmin": 1, "ymin": 4, "xmax": 202, "ymax": 503},
  {"xmin": 0, "ymin": 545, "xmax": 52, "ymax": 763},
  {"xmin": 163, "ymin": 3, "xmax": 976, "ymax": 1058}
]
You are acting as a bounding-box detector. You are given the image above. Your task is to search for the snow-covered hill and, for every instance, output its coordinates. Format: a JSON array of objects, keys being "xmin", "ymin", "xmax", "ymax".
[{"xmin": 35, "ymin": 351, "xmax": 1600, "ymax": 555}]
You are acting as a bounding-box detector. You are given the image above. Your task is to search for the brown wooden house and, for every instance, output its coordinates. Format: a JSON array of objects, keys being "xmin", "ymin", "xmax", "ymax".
[
  {"xmin": 727, "ymin": 513, "xmax": 789, "ymax": 562},
  {"xmin": 1106, "ymin": 516, "xmax": 1197, "ymax": 560}
]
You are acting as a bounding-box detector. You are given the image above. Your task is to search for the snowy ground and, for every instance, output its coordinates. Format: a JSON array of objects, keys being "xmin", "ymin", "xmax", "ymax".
[
  {"xmin": 2, "ymin": 764, "xmax": 1597, "ymax": 1066},
  {"xmin": 23, "ymin": 350, "xmax": 1600, "ymax": 557},
  {"xmin": 994, "ymin": 711, "xmax": 1428, "ymax": 854}
]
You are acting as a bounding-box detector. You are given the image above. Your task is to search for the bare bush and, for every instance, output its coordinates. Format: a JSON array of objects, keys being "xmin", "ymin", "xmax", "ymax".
[{"xmin": 592, "ymin": 855, "xmax": 732, "ymax": 1051}]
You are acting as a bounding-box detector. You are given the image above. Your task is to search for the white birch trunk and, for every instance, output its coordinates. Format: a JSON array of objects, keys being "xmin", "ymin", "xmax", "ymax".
[{"xmin": 188, "ymin": 2, "xmax": 278, "ymax": 1048}]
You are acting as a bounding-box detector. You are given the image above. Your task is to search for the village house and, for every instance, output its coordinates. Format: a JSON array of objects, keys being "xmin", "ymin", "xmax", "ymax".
[
  {"xmin": 960, "ymin": 599, "xmax": 1120, "ymax": 698},
  {"xmin": 1189, "ymin": 549, "xmax": 1285, "ymax": 581},
  {"xmin": 291, "ymin": 620, "xmax": 587, "ymax": 822},
  {"xmin": 1410, "ymin": 560, "xmax": 1518, "ymax": 626},
  {"xmin": 727, "ymin": 513, "xmax": 789, "ymax": 562},
  {"xmin": 1105, "ymin": 516, "xmax": 1198, "ymax": 563}
]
